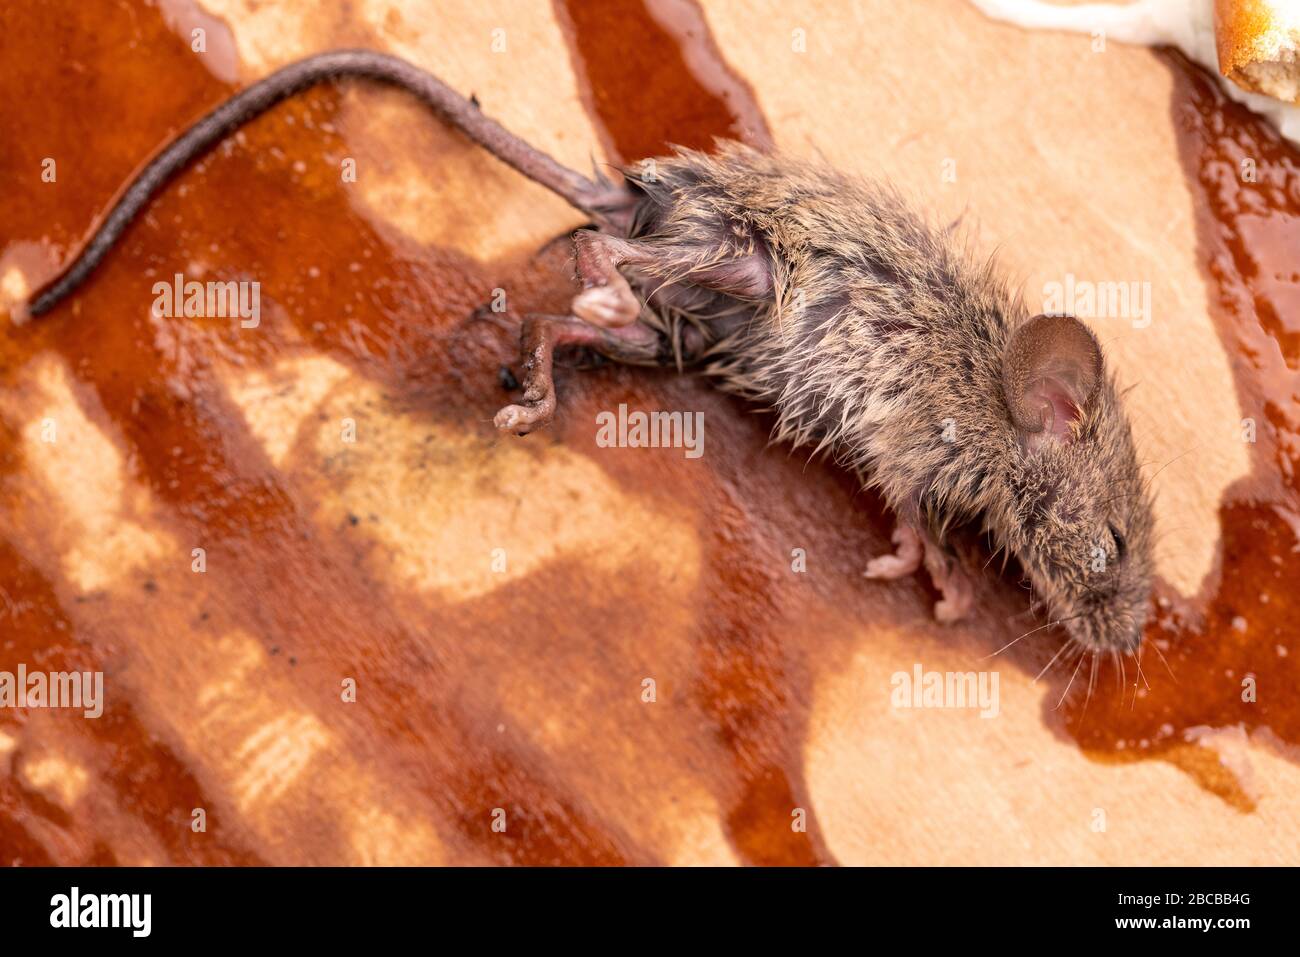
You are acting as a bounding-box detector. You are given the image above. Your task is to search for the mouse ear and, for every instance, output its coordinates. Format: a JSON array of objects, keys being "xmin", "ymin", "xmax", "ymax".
[{"xmin": 1002, "ymin": 314, "xmax": 1102, "ymax": 443}]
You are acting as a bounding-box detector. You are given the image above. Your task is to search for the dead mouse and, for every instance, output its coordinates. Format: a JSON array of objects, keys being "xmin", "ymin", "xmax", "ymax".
[{"xmin": 14, "ymin": 49, "xmax": 1155, "ymax": 652}]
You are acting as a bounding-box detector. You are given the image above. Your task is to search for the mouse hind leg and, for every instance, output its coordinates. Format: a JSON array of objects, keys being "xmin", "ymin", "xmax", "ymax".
[
  {"xmin": 572, "ymin": 227, "xmax": 774, "ymax": 319},
  {"xmin": 494, "ymin": 230, "xmax": 667, "ymax": 436},
  {"xmin": 493, "ymin": 313, "xmax": 661, "ymax": 436},
  {"xmin": 495, "ymin": 226, "xmax": 771, "ymax": 435}
]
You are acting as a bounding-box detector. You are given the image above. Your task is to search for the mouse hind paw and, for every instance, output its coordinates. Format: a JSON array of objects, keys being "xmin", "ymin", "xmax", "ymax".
[
  {"xmin": 494, "ymin": 314, "xmax": 582, "ymax": 436},
  {"xmin": 572, "ymin": 283, "xmax": 640, "ymax": 328},
  {"xmin": 494, "ymin": 314, "xmax": 661, "ymax": 436}
]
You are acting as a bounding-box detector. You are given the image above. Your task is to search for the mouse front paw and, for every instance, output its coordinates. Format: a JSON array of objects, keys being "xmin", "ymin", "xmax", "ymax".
[
  {"xmin": 933, "ymin": 592, "xmax": 974, "ymax": 625},
  {"xmin": 922, "ymin": 542, "xmax": 976, "ymax": 626},
  {"xmin": 864, "ymin": 519, "xmax": 977, "ymax": 625},
  {"xmin": 863, "ymin": 524, "xmax": 923, "ymax": 580}
]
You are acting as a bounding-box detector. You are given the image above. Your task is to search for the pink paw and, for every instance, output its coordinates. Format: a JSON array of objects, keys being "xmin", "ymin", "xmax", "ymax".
[
  {"xmin": 863, "ymin": 525, "xmax": 923, "ymax": 580},
  {"xmin": 572, "ymin": 284, "xmax": 639, "ymax": 328},
  {"xmin": 864, "ymin": 553, "xmax": 915, "ymax": 579},
  {"xmin": 933, "ymin": 593, "xmax": 973, "ymax": 625}
]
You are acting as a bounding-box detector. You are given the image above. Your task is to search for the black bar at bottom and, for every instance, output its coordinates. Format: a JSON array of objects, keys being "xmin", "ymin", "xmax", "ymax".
[{"xmin": 0, "ymin": 866, "xmax": 1279, "ymax": 943}]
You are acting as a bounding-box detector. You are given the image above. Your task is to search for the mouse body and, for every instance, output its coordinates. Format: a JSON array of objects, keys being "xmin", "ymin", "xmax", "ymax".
[
  {"xmin": 14, "ymin": 50, "xmax": 1155, "ymax": 651},
  {"xmin": 553, "ymin": 142, "xmax": 1155, "ymax": 650}
]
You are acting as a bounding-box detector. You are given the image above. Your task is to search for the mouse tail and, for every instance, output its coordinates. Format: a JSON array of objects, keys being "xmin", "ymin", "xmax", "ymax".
[{"xmin": 22, "ymin": 49, "xmax": 612, "ymax": 320}]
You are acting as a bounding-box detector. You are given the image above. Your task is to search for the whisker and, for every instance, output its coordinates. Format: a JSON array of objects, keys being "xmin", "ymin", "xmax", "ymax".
[
  {"xmin": 1033, "ymin": 640, "xmax": 1074, "ymax": 683},
  {"xmin": 1145, "ymin": 444, "xmax": 1202, "ymax": 484},
  {"xmin": 984, "ymin": 614, "xmax": 1078, "ymax": 659},
  {"xmin": 1148, "ymin": 639, "xmax": 1177, "ymax": 684},
  {"xmin": 1150, "ymin": 525, "xmax": 1193, "ymax": 549},
  {"xmin": 1055, "ymin": 648, "xmax": 1088, "ymax": 710},
  {"xmin": 1136, "ymin": 649, "xmax": 1151, "ymax": 691},
  {"xmin": 1082, "ymin": 651, "xmax": 1099, "ymax": 718},
  {"xmin": 1132, "ymin": 651, "xmax": 1149, "ymax": 710}
]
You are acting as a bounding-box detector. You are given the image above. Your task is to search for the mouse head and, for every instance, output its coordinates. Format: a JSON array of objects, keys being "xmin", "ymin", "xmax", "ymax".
[{"xmin": 999, "ymin": 314, "xmax": 1155, "ymax": 652}]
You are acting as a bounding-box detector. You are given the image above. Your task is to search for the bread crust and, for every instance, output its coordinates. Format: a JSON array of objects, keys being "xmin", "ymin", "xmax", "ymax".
[{"xmin": 1215, "ymin": 0, "xmax": 1300, "ymax": 103}]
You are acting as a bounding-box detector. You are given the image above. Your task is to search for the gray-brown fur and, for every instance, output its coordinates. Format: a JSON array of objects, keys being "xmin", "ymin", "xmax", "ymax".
[{"xmin": 611, "ymin": 142, "xmax": 1155, "ymax": 651}]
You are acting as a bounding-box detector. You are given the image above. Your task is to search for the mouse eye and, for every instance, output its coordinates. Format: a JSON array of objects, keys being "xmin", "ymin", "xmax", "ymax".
[{"xmin": 1108, "ymin": 523, "xmax": 1127, "ymax": 561}]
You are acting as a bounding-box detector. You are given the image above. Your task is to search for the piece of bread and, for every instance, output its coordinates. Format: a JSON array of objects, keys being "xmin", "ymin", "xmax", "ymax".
[{"xmin": 1216, "ymin": 0, "xmax": 1300, "ymax": 103}]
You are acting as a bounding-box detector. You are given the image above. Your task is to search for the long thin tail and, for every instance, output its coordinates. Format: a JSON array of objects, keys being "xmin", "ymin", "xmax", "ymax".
[{"xmin": 23, "ymin": 49, "xmax": 605, "ymax": 320}]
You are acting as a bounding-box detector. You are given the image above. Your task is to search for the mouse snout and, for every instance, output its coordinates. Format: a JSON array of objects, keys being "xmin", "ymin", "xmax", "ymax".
[{"xmin": 1063, "ymin": 596, "xmax": 1148, "ymax": 653}]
